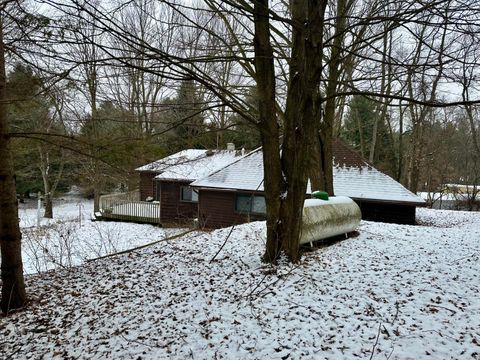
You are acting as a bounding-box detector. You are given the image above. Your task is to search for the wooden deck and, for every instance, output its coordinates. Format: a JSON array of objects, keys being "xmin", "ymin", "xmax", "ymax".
[{"xmin": 98, "ymin": 191, "xmax": 161, "ymax": 225}]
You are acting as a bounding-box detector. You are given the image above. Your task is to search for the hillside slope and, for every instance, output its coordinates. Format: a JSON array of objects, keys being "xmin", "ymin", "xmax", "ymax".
[{"xmin": 1, "ymin": 208, "xmax": 479, "ymax": 359}]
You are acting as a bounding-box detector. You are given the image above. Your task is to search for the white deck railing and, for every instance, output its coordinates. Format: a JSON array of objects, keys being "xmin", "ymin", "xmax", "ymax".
[{"xmin": 99, "ymin": 191, "xmax": 161, "ymax": 224}]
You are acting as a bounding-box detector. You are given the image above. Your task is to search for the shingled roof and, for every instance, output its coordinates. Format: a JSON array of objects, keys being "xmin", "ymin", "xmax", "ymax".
[
  {"xmin": 191, "ymin": 140, "xmax": 425, "ymax": 206},
  {"xmin": 332, "ymin": 138, "xmax": 372, "ymax": 168},
  {"xmin": 136, "ymin": 149, "xmax": 242, "ymax": 182}
]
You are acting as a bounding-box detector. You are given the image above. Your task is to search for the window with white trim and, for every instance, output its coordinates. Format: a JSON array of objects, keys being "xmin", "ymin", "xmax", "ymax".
[
  {"xmin": 181, "ymin": 186, "xmax": 199, "ymax": 203},
  {"xmin": 235, "ymin": 194, "xmax": 266, "ymax": 214}
]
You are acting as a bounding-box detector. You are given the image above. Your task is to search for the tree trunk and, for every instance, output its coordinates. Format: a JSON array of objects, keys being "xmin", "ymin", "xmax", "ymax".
[
  {"xmin": 253, "ymin": 0, "xmax": 282, "ymax": 263},
  {"xmin": 255, "ymin": 0, "xmax": 327, "ymax": 263},
  {"xmin": 308, "ymin": 132, "xmax": 324, "ymax": 192},
  {"xmin": 0, "ymin": 18, "xmax": 26, "ymax": 313},
  {"xmin": 93, "ymin": 186, "xmax": 100, "ymax": 213},
  {"xmin": 369, "ymin": 24, "xmax": 390, "ymax": 164},
  {"xmin": 397, "ymin": 103, "xmax": 405, "ymax": 182},
  {"xmin": 320, "ymin": 0, "xmax": 346, "ymax": 196},
  {"xmin": 406, "ymin": 109, "xmax": 422, "ymax": 193},
  {"xmin": 44, "ymin": 193, "xmax": 53, "ymax": 219},
  {"xmin": 39, "ymin": 147, "xmax": 53, "ymax": 218},
  {"xmin": 279, "ymin": 0, "xmax": 327, "ymax": 262},
  {"xmin": 318, "ymin": 130, "xmax": 334, "ymax": 195}
]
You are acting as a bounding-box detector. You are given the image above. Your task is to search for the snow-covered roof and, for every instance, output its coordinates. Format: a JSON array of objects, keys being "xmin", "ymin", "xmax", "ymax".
[
  {"xmin": 191, "ymin": 142, "xmax": 425, "ymax": 205},
  {"xmin": 136, "ymin": 150, "xmax": 206, "ymax": 172},
  {"xmin": 136, "ymin": 149, "xmax": 243, "ymax": 182},
  {"xmin": 191, "ymin": 149, "xmax": 266, "ymax": 191},
  {"xmin": 332, "ymin": 166, "xmax": 424, "ymax": 204}
]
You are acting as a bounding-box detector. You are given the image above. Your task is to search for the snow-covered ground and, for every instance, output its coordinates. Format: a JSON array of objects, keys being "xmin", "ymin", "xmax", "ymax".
[
  {"xmin": 1, "ymin": 207, "xmax": 480, "ymax": 359},
  {"xmin": 17, "ymin": 198, "xmax": 186, "ymax": 274}
]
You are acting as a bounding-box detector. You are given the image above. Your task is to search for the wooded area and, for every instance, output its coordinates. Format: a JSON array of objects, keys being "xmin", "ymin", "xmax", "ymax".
[{"xmin": 1, "ymin": 0, "xmax": 480, "ymax": 312}]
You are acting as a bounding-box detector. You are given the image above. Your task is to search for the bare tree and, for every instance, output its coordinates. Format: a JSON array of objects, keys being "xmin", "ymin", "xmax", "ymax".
[{"xmin": 0, "ymin": 10, "xmax": 26, "ymax": 313}]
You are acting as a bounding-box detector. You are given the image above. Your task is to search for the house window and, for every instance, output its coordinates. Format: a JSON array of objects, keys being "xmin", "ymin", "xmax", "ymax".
[
  {"xmin": 235, "ymin": 194, "xmax": 266, "ymax": 214},
  {"xmin": 181, "ymin": 186, "xmax": 198, "ymax": 203}
]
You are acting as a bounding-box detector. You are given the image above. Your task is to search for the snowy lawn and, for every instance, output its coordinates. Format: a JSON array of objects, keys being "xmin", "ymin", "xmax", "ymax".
[
  {"xmin": 17, "ymin": 198, "xmax": 186, "ymax": 274},
  {"xmin": 1, "ymin": 208, "xmax": 480, "ymax": 359}
]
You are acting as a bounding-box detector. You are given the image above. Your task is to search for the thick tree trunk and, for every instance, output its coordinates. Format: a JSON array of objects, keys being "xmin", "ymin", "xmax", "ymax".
[
  {"xmin": 0, "ymin": 19, "xmax": 26, "ymax": 313},
  {"xmin": 261, "ymin": 135, "xmax": 282, "ymax": 262},
  {"xmin": 253, "ymin": 0, "xmax": 282, "ymax": 263},
  {"xmin": 279, "ymin": 0, "xmax": 327, "ymax": 262},
  {"xmin": 254, "ymin": 0, "xmax": 327, "ymax": 263}
]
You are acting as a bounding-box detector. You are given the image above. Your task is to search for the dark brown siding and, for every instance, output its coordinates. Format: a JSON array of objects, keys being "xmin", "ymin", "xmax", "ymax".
[
  {"xmin": 198, "ymin": 190, "xmax": 266, "ymax": 229},
  {"xmin": 355, "ymin": 200, "xmax": 416, "ymax": 225},
  {"xmin": 198, "ymin": 189, "xmax": 417, "ymax": 228},
  {"xmin": 159, "ymin": 181, "xmax": 198, "ymax": 224},
  {"xmin": 139, "ymin": 172, "xmax": 159, "ymax": 201}
]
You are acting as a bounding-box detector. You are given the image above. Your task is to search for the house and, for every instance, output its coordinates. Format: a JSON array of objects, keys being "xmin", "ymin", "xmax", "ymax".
[
  {"xmin": 190, "ymin": 139, "xmax": 425, "ymax": 228},
  {"xmin": 136, "ymin": 148, "xmax": 242, "ymax": 224}
]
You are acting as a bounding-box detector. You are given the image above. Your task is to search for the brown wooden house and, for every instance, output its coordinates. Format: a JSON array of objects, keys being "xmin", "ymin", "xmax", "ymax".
[
  {"xmin": 191, "ymin": 140, "xmax": 425, "ymax": 228},
  {"xmin": 136, "ymin": 149, "xmax": 241, "ymax": 225}
]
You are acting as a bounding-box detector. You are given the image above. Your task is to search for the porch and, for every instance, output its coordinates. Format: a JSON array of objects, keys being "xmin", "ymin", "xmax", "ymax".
[{"xmin": 97, "ymin": 191, "xmax": 161, "ymax": 225}]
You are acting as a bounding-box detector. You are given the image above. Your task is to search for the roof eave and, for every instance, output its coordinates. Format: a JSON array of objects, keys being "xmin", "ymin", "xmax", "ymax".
[
  {"xmin": 155, "ymin": 177, "xmax": 194, "ymax": 183},
  {"xmin": 350, "ymin": 197, "xmax": 426, "ymax": 207},
  {"xmin": 191, "ymin": 185, "xmax": 263, "ymax": 193},
  {"xmin": 136, "ymin": 168, "xmax": 162, "ymax": 173}
]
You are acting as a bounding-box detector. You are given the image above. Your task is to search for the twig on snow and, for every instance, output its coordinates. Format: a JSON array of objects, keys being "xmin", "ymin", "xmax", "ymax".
[
  {"xmin": 369, "ymin": 323, "xmax": 382, "ymax": 360},
  {"xmin": 382, "ymin": 325, "xmax": 390, "ymax": 338},
  {"xmin": 421, "ymin": 329, "xmax": 457, "ymax": 340},
  {"xmin": 87, "ymin": 229, "xmax": 197, "ymax": 262},
  {"xmin": 120, "ymin": 334, "xmax": 157, "ymax": 348},
  {"xmin": 5, "ymin": 345, "xmax": 23, "ymax": 360},
  {"xmin": 449, "ymin": 253, "xmax": 478, "ymax": 264},
  {"xmin": 399, "ymin": 329, "xmax": 457, "ymax": 341},
  {"xmin": 240, "ymin": 272, "xmax": 269, "ymax": 300},
  {"xmin": 391, "ymin": 301, "xmax": 400, "ymax": 324},
  {"xmin": 209, "ymin": 225, "xmax": 236, "ymax": 263},
  {"xmin": 258, "ymin": 263, "xmax": 303, "ymax": 296},
  {"xmin": 240, "ymin": 262, "xmax": 303, "ymax": 301},
  {"xmin": 426, "ymin": 304, "xmax": 457, "ymax": 314},
  {"xmin": 285, "ymin": 299, "xmax": 323, "ymax": 316}
]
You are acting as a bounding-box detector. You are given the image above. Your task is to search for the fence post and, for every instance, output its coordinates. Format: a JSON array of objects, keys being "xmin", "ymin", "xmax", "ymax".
[{"xmin": 37, "ymin": 192, "xmax": 42, "ymax": 227}]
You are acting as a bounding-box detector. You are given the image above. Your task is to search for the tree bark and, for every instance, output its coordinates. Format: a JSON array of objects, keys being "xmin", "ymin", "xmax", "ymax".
[
  {"xmin": 279, "ymin": 0, "xmax": 327, "ymax": 262},
  {"xmin": 39, "ymin": 147, "xmax": 53, "ymax": 218},
  {"xmin": 397, "ymin": 103, "xmax": 405, "ymax": 182},
  {"xmin": 320, "ymin": 0, "xmax": 346, "ymax": 196},
  {"xmin": 254, "ymin": 0, "xmax": 327, "ymax": 263},
  {"xmin": 253, "ymin": 0, "xmax": 282, "ymax": 263},
  {"xmin": 0, "ymin": 17, "xmax": 26, "ymax": 313}
]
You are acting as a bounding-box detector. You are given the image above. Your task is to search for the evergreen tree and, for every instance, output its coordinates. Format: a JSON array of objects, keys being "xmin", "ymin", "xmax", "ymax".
[
  {"xmin": 341, "ymin": 95, "xmax": 396, "ymax": 175},
  {"xmin": 163, "ymin": 80, "xmax": 206, "ymax": 151},
  {"xmin": 8, "ymin": 64, "xmax": 66, "ymax": 216},
  {"xmin": 222, "ymin": 88, "xmax": 261, "ymax": 150}
]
